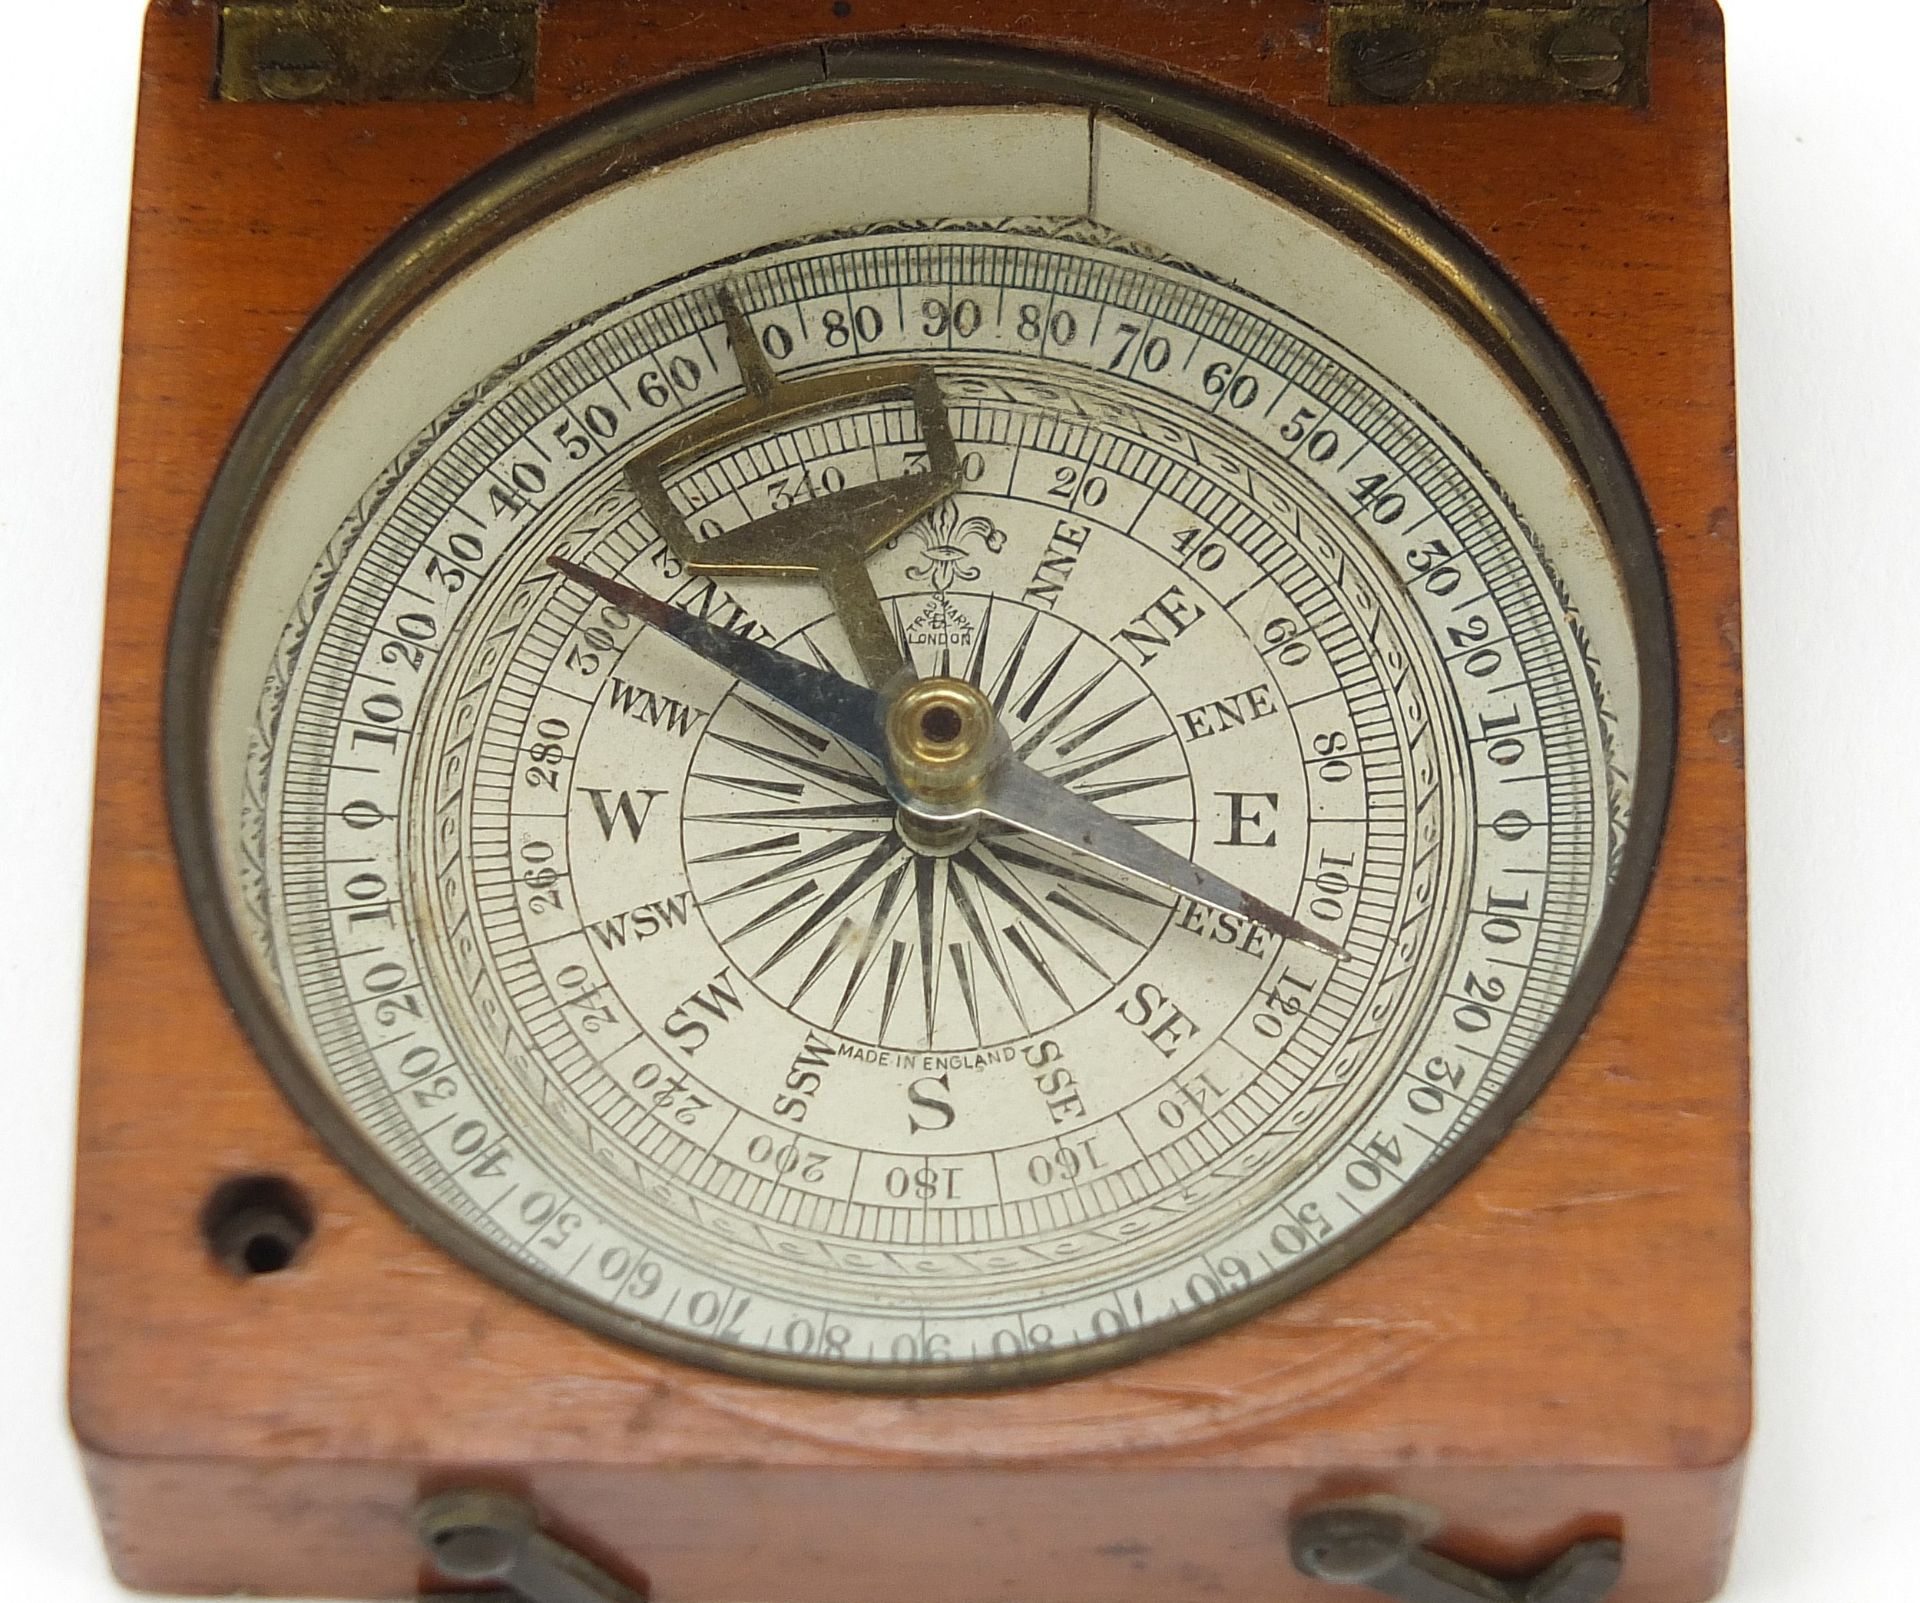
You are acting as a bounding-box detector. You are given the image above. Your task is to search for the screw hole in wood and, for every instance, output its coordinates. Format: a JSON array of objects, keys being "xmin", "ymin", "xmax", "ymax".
[{"xmin": 201, "ymin": 1175, "xmax": 314, "ymax": 1278}]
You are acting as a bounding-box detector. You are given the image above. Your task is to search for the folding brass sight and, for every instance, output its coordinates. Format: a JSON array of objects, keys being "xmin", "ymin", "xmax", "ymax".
[{"xmin": 623, "ymin": 284, "xmax": 963, "ymax": 687}]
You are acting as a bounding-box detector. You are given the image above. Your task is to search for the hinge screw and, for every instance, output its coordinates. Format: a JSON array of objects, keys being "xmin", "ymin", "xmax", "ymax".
[
  {"xmin": 438, "ymin": 26, "xmax": 527, "ymax": 98},
  {"xmin": 1347, "ymin": 28, "xmax": 1430, "ymax": 102},
  {"xmin": 1548, "ymin": 21, "xmax": 1629, "ymax": 92},
  {"xmin": 252, "ymin": 29, "xmax": 335, "ymax": 101}
]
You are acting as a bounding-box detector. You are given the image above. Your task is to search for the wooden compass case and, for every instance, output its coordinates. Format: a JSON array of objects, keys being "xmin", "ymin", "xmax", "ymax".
[{"xmin": 71, "ymin": 1, "xmax": 1747, "ymax": 1599}]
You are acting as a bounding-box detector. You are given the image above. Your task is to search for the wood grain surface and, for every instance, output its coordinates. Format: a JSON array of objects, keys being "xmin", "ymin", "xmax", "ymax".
[{"xmin": 71, "ymin": 2, "xmax": 1748, "ymax": 1598}]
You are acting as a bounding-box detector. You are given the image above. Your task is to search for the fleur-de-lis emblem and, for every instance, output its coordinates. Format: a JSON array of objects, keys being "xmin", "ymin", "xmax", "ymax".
[{"xmin": 904, "ymin": 501, "xmax": 1006, "ymax": 594}]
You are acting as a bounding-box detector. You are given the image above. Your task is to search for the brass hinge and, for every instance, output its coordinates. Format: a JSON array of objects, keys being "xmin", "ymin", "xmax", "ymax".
[
  {"xmin": 1328, "ymin": 2, "xmax": 1650, "ymax": 108},
  {"xmin": 216, "ymin": 0, "xmax": 539, "ymax": 104}
]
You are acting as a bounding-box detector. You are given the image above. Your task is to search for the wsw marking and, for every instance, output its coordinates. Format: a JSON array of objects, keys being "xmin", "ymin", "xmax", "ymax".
[
  {"xmin": 576, "ymin": 786, "xmax": 668, "ymax": 843},
  {"xmin": 584, "ymin": 891, "xmax": 694, "ymax": 949},
  {"xmin": 604, "ymin": 677, "xmax": 704, "ymax": 736}
]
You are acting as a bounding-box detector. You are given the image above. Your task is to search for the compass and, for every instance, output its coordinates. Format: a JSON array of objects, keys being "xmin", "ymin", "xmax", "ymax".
[{"xmin": 73, "ymin": 8, "xmax": 1748, "ymax": 1602}]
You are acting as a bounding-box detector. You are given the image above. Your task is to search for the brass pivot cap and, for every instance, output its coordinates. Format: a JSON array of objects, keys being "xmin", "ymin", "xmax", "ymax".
[{"xmin": 884, "ymin": 676, "xmax": 999, "ymax": 806}]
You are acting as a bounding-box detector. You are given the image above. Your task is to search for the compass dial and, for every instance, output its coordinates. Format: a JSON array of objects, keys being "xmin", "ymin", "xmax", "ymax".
[{"xmin": 181, "ymin": 86, "xmax": 1663, "ymax": 1387}]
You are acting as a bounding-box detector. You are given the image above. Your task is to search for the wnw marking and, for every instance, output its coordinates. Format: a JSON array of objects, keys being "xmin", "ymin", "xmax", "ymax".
[{"xmin": 604, "ymin": 678, "xmax": 703, "ymax": 736}]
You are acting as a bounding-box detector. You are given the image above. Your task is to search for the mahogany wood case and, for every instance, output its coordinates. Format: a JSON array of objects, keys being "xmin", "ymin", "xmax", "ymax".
[{"xmin": 71, "ymin": 1, "xmax": 1749, "ymax": 1599}]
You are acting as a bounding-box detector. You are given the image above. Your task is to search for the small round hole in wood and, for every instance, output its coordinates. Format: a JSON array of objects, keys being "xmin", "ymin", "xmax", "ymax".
[{"xmin": 201, "ymin": 1176, "xmax": 314, "ymax": 1278}]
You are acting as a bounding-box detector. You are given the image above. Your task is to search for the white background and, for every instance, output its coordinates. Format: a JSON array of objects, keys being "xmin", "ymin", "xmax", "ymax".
[{"xmin": 1, "ymin": 1, "xmax": 1912, "ymax": 1597}]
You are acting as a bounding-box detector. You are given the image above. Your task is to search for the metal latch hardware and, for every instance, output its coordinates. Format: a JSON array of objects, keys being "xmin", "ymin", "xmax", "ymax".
[
  {"xmin": 216, "ymin": 1, "xmax": 538, "ymax": 104},
  {"xmin": 1291, "ymin": 1500, "xmax": 1622, "ymax": 1603},
  {"xmin": 1328, "ymin": 3, "xmax": 1650, "ymax": 108},
  {"xmin": 415, "ymin": 1490, "xmax": 647, "ymax": 1603}
]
